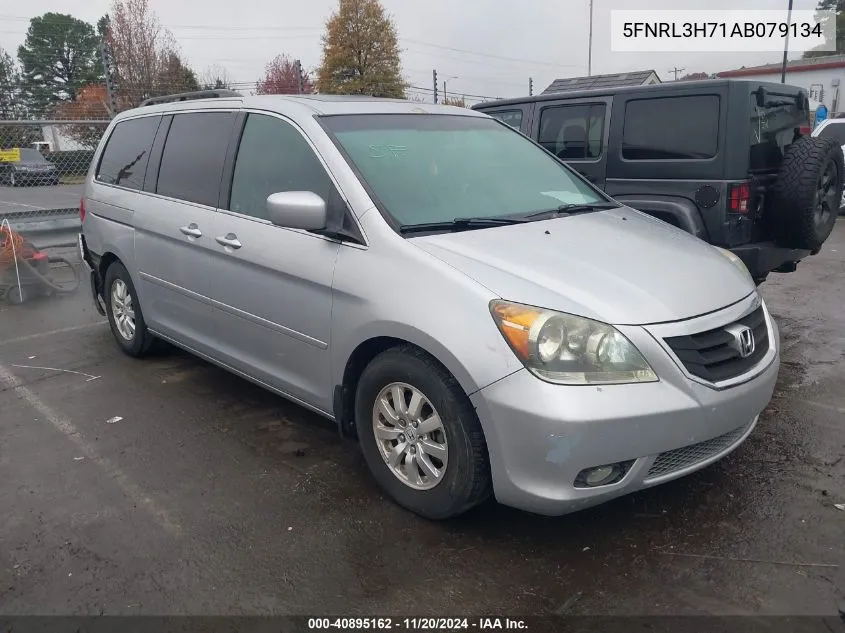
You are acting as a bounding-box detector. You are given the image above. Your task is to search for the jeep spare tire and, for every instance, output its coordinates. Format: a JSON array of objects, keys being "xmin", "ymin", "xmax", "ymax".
[{"xmin": 770, "ymin": 135, "xmax": 844, "ymax": 251}]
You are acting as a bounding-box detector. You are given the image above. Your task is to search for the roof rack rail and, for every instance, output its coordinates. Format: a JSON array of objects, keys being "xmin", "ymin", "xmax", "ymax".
[{"xmin": 140, "ymin": 89, "xmax": 243, "ymax": 107}]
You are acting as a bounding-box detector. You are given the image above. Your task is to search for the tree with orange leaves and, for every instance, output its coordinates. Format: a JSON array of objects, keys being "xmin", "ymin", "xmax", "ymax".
[{"xmin": 317, "ymin": 0, "xmax": 405, "ymax": 98}]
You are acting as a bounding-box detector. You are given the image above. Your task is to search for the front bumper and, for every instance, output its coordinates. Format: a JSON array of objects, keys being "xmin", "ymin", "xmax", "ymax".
[
  {"xmin": 471, "ymin": 296, "xmax": 780, "ymax": 516},
  {"xmin": 11, "ymin": 170, "xmax": 59, "ymax": 185}
]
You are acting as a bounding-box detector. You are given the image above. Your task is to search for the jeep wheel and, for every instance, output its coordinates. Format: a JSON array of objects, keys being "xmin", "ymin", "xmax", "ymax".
[{"xmin": 770, "ymin": 135, "xmax": 844, "ymax": 251}]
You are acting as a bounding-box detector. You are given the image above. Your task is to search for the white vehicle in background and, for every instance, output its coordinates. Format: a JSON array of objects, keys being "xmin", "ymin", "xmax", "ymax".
[{"xmin": 812, "ymin": 118, "xmax": 845, "ymax": 212}]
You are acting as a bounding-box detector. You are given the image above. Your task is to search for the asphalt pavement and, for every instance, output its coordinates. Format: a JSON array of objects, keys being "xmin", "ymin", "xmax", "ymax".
[
  {"xmin": 0, "ymin": 183, "xmax": 83, "ymax": 214},
  {"xmin": 0, "ymin": 224, "xmax": 843, "ymax": 618}
]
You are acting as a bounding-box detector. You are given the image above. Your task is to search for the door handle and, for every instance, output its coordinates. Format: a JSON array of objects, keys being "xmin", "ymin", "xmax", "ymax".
[
  {"xmin": 215, "ymin": 233, "xmax": 242, "ymax": 249},
  {"xmin": 179, "ymin": 223, "xmax": 202, "ymax": 238}
]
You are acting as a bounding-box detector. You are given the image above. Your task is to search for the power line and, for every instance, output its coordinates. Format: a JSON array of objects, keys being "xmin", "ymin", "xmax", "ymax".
[
  {"xmin": 403, "ymin": 38, "xmax": 583, "ymax": 70},
  {"xmin": 0, "ymin": 14, "xmax": 583, "ymax": 72}
]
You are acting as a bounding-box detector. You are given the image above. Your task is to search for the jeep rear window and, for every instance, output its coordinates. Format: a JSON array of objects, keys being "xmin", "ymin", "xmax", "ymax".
[
  {"xmin": 622, "ymin": 95, "xmax": 719, "ymax": 160},
  {"xmin": 749, "ymin": 92, "xmax": 807, "ymax": 172}
]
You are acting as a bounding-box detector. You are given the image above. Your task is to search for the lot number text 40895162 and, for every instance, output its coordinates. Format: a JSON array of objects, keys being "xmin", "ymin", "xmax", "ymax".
[{"xmin": 307, "ymin": 617, "xmax": 528, "ymax": 630}]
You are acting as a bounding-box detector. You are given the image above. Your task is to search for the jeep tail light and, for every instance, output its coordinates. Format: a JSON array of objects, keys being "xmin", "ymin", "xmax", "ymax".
[
  {"xmin": 728, "ymin": 182, "xmax": 750, "ymax": 214},
  {"xmin": 80, "ymin": 197, "xmax": 86, "ymax": 222}
]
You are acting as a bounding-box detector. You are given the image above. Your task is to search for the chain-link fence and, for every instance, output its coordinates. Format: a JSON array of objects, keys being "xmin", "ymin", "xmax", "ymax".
[{"xmin": 1, "ymin": 119, "xmax": 109, "ymax": 250}]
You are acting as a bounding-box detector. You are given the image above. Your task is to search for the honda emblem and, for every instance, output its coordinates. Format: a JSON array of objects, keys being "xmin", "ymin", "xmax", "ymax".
[{"xmin": 726, "ymin": 324, "xmax": 756, "ymax": 358}]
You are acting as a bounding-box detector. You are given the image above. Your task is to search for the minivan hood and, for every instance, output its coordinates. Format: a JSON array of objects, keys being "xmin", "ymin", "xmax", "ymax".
[{"xmin": 409, "ymin": 207, "xmax": 754, "ymax": 325}]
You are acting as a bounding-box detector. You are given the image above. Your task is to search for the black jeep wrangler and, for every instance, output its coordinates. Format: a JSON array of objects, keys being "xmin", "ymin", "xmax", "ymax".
[{"xmin": 473, "ymin": 79, "xmax": 843, "ymax": 284}]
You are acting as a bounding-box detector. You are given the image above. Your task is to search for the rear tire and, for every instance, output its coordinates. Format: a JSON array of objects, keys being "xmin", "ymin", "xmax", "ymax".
[
  {"xmin": 770, "ymin": 136, "xmax": 843, "ymax": 251},
  {"xmin": 103, "ymin": 261, "xmax": 155, "ymax": 357},
  {"xmin": 354, "ymin": 345, "xmax": 492, "ymax": 520}
]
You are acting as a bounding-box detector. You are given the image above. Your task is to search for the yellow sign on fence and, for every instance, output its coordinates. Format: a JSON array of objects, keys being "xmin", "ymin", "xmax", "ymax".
[{"xmin": 0, "ymin": 148, "xmax": 21, "ymax": 162}]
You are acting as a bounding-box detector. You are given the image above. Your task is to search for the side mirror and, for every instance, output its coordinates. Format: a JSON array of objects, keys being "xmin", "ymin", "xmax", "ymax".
[
  {"xmin": 755, "ymin": 86, "xmax": 767, "ymax": 108},
  {"xmin": 266, "ymin": 191, "xmax": 327, "ymax": 231}
]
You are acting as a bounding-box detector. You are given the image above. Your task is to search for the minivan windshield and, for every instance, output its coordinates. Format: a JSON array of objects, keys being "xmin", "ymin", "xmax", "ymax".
[{"xmin": 321, "ymin": 114, "xmax": 607, "ymax": 228}]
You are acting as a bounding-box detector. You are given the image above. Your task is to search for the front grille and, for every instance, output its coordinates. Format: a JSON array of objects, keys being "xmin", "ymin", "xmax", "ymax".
[
  {"xmin": 645, "ymin": 422, "xmax": 751, "ymax": 480},
  {"xmin": 663, "ymin": 305, "xmax": 769, "ymax": 383}
]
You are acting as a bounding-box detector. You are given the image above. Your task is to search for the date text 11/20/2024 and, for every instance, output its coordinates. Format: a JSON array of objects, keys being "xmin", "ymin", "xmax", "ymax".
[{"xmin": 307, "ymin": 618, "xmax": 528, "ymax": 630}]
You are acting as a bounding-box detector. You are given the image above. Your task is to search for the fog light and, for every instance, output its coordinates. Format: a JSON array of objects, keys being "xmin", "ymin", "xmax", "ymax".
[
  {"xmin": 586, "ymin": 465, "xmax": 616, "ymax": 485},
  {"xmin": 574, "ymin": 460, "xmax": 634, "ymax": 488}
]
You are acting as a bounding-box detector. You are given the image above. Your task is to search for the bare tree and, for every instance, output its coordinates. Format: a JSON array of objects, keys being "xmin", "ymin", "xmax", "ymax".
[
  {"xmin": 105, "ymin": 0, "xmax": 196, "ymax": 106},
  {"xmin": 200, "ymin": 64, "xmax": 232, "ymax": 90}
]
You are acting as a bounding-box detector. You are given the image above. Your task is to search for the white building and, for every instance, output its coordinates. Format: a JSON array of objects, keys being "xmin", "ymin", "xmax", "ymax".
[
  {"xmin": 39, "ymin": 124, "xmax": 87, "ymax": 152},
  {"xmin": 717, "ymin": 54, "xmax": 845, "ymax": 113}
]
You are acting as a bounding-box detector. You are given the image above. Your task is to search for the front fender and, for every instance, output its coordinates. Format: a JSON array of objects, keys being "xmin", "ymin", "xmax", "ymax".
[
  {"xmin": 336, "ymin": 319, "xmax": 521, "ymax": 398},
  {"xmin": 329, "ymin": 238, "xmax": 525, "ymax": 400}
]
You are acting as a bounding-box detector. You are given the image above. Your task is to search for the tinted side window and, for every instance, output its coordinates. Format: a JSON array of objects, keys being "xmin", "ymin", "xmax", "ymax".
[
  {"xmin": 229, "ymin": 113, "xmax": 335, "ymax": 220},
  {"xmin": 156, "ymin": 112, "xmax": 236, "ymax": 206},
  {"xmin": 538, "ymin": 104, "xmax": 606, "ymax": 160},
  {"xmin": 623, "ymin": 96, "xmax": 719, "ymax": 160},
  {"xmin": 487, "ymin": 110, "xmax": 523, "ymax": 129},
  {"xmin": 96, "ymin": 116, "xmax": 161, "ymax": 190}
]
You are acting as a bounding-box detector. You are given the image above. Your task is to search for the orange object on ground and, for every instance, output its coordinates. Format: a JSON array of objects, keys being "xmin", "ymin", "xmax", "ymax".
[{"xmin": 0, "ymin": 224, "xmax": 35, "ymax": 269}]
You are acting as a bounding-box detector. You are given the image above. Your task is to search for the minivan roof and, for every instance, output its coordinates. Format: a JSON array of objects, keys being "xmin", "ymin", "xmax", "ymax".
[
  {"xmin": 472, "ymin": 78, "xmax": 805, "ymax": 110},
  {"xmin": 115, "ymin": 93, "xmax": 486, "ymax": 120}
]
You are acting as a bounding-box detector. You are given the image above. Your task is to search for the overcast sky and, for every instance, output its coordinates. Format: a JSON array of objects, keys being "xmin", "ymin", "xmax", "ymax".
[{"xmin": 0, "ymin": 0, "xmax": 822, "ymax": 104}]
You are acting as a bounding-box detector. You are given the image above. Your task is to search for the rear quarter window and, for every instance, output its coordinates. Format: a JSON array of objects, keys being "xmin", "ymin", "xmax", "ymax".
[
  {"xmin": 96, "ymin": 115, "xmax": 162, "ymax": 190},
  {"xmin": 622, "ymin": 95, "xmax": 720, "ymax": 160}
]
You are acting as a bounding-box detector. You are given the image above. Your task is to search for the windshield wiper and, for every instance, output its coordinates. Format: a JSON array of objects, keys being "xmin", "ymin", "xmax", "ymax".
[
  {"xmin": 524, "ymin": 202, "xmax": 620, "ymax": 220},
  {"xmin": 399, "ymin": 216, "xmax": 530, "ymax": 234}
]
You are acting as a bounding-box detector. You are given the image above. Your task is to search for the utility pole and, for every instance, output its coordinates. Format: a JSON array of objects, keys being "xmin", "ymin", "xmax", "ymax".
[
  {"xmin": 433, "ymin": 69, "xmax": 438, "ymax": 104},
  {"xmin": 587, "ymin": 0, "xmax": 594, "ymax": 76},
  {"xmin": 781, "ymin": 0, "xmax": 794, "ymax": 83},
  {"xmin": 529, "ymin": 77, "xmax": 533, "ymax": 96},
  {"xmin": 100, "ymin": 41, "xmax": 118, "ymax": 118},
  {"xmin": 295, "ymin": 59, "xmax": 304, "ymax": 94},
  {"xmin": 668, "ymin": 66, "xmax": 685, "ymax": 80}
]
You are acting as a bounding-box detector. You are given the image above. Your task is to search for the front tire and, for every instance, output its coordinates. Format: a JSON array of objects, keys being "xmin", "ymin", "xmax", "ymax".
[
  {"xmin": 104, "ymin": 261, "xmax": 155, "ymax": 357},
  {"xmin": 355, "ymin": 345, "xmax": 492, "ymax": 520}
]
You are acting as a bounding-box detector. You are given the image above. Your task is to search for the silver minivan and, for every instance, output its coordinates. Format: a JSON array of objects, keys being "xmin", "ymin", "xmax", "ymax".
[{"xmin": 79, "ymin": 92, "xmax": 780, "ymax": 520}]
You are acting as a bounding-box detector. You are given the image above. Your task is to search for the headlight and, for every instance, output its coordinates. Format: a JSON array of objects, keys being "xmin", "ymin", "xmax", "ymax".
[
  {"xmin": 489, "ymin": 300, "xmax": 658, "ymax": 385},
  {"xmin": 714, "ymin": 247, "xmax": 753, "ymax": 284}
]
